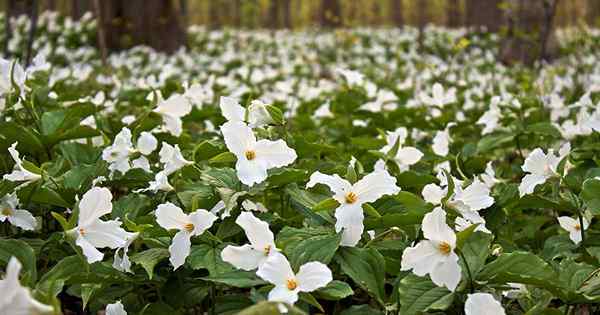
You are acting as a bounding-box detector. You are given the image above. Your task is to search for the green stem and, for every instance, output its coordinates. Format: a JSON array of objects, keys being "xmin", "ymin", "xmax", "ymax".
[{"xmin": 458, "ymin": 250, "xmax": 474, "ymax": 293}]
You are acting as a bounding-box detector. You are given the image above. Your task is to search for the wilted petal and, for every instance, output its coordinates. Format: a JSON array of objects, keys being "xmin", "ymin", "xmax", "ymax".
[{"xmin": 9, "ymin": 210, "xmax": 37, "ymax": 231}]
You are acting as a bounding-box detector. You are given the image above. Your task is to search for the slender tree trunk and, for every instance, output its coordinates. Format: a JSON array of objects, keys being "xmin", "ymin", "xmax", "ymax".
[
  {"xmin": 417, "ymin": 0, "xmax": 428, "ymax": 51},
  {"xmin": 282, "ymin": 0, "xmax": 292, "ymax": 29},
  {"xmin": 320, "ymin": 0, "xmax": 341, "ymax": 28},
  {"xmin": 232, "ymin": 0, "xmax": 242, "ymax": 28},
  {"xmin": 209, "ymin": 0, "xmax": 221, "ymax": 29},
  {"xmin": 588, "ymin": 0, "xmax": 600, "ymax": 26},
  {"xmin": 92, "ymin": 0, "xmax": 107, "ymax": 66},
  {"xmin": 4, "ymin": 0, "xmax": 13, "ymax": 56},
  {"xmin": 267, "ymin": 0, "xmax": 280, "ymax": 29},
  {"xmin": 390, "ymin": 0, "xmax": 404, "ymax": 27},
  {"xmin": 447, "ymin": 0, "xmax": 461, "ymax": 27},
  {"xmin": 25, "ymin": 0, "xmax": 38, "ymax": 66},
  {"xmin": 466, "ymin": 0, "xmax": 502, "ymax": 32}
]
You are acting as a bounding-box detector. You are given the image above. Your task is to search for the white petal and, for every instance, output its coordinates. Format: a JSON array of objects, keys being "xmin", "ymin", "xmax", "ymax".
[
  {"xmin": 78, "ymin": 187, "xmax": 113, "ymax": 227},
  {"xmin": 256, "ymin": 253, "xmax": 295, "ymax": 286},
  {"xmin": 422, "ymin": 183, "xmax": 446, "ymax": 205},
  {"xmin": 154, "ymin": 94, "xmax": 192, "ymax": 118},
  {"xmin": 334, "ymin": 204, "xmax": 364, "ymax": 229},
  {"xmin": 221, "ymin": 121, "xmax": 255, "ymax": 157},
  {"xmin": 465, "ymin": 293, "xmax": 506, "ymax": 315},
  {"xmin": 236, "ymin": 211, "xmax": 275, "ymax": 249},
  {"xmin": 235, "ymin": 158, "xmax": 268, "ymax": 186},
  {"xmin": 394, "ymin": 146, "xmax": 423, "ymax": 168},
  {"xmin": 84, "ymin": 220, "xmax": 131, "ymax": 249},
  {"xmin": 162, "ymin": 114, "xmax": 183, "ymax": 137},
  {"xmin": 220, "ymin": 96, "xmax": 245, "ymax": 122},
  {"xmin": 432, "ymin": 130, "xmax": 450, "ymax": 156},
  {"xmin": 306, "ymin": 171, "xmax": 352, "ymax": 197},
  {"xmin": 131, "ymin": 156, "xmax": 151, "ymax": 172},
  {"xmin": 296, "ymin": 262, "xmax": 332, "ymax": 292},
  {"xmin": 189, "ymin": 209, "xmax": 217, "ymax": 236},
  {"xmin": 339, "ymin": 223, "xmax": 364, "ymax": 247},
  {"xmin": 155, "ymin": 202, "xmax": 188, "ymax": 231},
  {"xmin": 430, "ymin": 253, "xmax": 461, "ymax": 291},
  {"xmin": 76, "ymin": 235, "xmax": 104, "ymax": 264},
  {"xmin": 254, "ymin": 139, "xmax": 297, "ymax": 168},
  {"xmin": 8, "ymin": 210, "xmax": 37, "ymax": 230},
  {"xmin": 0, "ymin": 257, "xmax": 21, "ymax": 305},
  {"xmin": 169, "ymin": 230, "xmax": 192, "ymax": 269},
  {"xmin": 422, "ymin": 207, "xmax": 455, "ymax": 246},
  {"xmin": 106, "ymin": 301, "xmax": 127, "ymax": 315},
  {"xmin": 522, "ymin": 148, "xmax": 549, "ymax": 175},
  {"xmin": 401, "ymin": 240, "xmax": 441, "ymax": 275},
  {"xmin": 221, "ymin": 244, "xmax": 266, "ymax": 271},
  {"xmin": 137, "ymin": 132, "xmax": 157, "ymax": 155},
  {"xmin": 267, "ymin": 285, "xmax": 299, "ymax": 305},
  {"xmin": 352, "ymin": 170, "xmax": 400, "ymax": 204},
  {"xmin": 454, "ymin": 178, "xmax": 494, "ymax": 211},
  {"xmin": 518, "ymin": 174, "xmax": 547, "ymax": 197}
]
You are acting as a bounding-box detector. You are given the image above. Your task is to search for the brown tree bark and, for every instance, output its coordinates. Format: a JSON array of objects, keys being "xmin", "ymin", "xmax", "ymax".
[
  {"xmin": 390, "ymin": 0, "xmax": 404, "ymax": 27},
  {"xmin": 447, "ymin": 0, "xmax": 461, "ymax": 27},
  {"xmin": 320, "ymin": 0, "xmax": 341, "ymax": 28},
  {"xmin": 208, "ymin": 0, "xmax": 221, "ymax": 29},
  {"xmin": 282, "ymin": 0, "xmax": 292, "ymax": 29},
  {"xmin": 71, "ymin": 0, "xmax": 91, "ymax": 20},
  {"xmin": 588, "ymin": 0, "xmax": 600, "ymax": 26},
  {"xmin": 266, "ymin": 0, "xmax": 280, "ymax": 29},
  {"xmin": 466, "ymin": 0, "xmax": 503, "ymax": 32},
  {"xmin": 97, "ymin": 0, "xmax": 186, "ymax": 53},
  {"xmin": 417, "ymin": 0, "xmax": 429, "ymax": 51}
]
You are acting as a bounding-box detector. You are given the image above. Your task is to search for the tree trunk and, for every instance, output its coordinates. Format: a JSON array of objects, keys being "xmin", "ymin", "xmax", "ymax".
[
  {"xmin": 320, "ymin": 0, "xmax": 341, "ymax": 28},
  {"xmin": 209, "ymin": 0, "xmax": 221, "ymax": 29},
  {"xmin": 390, "ymin": 0, "xmax": 403, "ymax": 26},
  {"xmin": 71, "ymin": 0, "xmax": 91, "ymax": 19},
  {"xmin": 282, "ymin": 0, "xmax": 292, "ymax": 29},
  {"xmin": 588, "ymin": 0, "xmax": 600, "ymax": 26},
  {"xmin": 266, "ymin": 0, "xmax": 280, "ymax": 29},
  {"xmin": 98, "ymin": 0, "xmax": 186, "ymax": 53},
  {"xmin": 447, "ymin": 0, "xmax": 461, "ymax": 27},
  {"xmin": 466, "ymin": 0, "xmax": 503, "ymax": 32},
  {"xmin": 499, "ymin": 0, "xmax": 559, "ymax": 66},
  {"xmin": 417, "ymin": 0, "xmax": 428, "ymax": 51}
]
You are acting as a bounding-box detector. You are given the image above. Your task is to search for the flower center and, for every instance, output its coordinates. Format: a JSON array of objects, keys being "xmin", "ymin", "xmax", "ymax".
[
  {"xmin": 1, "ymin": 208, "xmax": 12, "ymax": 216},
  {"xmin": 184, "ymin": 223, "xmax": 195, "ymax": 232},
  {"xmin": 574, "ymin": 224, "xmax": 581, "ymax": 231},
  {"xmin": 286, "ymin": 278, "xmax": 298, "ymax": 290},
  {"xmin": 345, "ymin": 192, "xmax": 358, "ymax": 204},
  {"xmin": 245, "ymin": 150, "xmax": 256, "ymax": 160},
  {"xmin": 263, "ymin": 245, "xmax": 271, "ymax": 256},
  {"xmin": 78, "ymin": 228, "xmax": 86, "ymax": 236},
  {"xmin": 438, "ymin": 241, "xmax": 451, "ymax": 255}
]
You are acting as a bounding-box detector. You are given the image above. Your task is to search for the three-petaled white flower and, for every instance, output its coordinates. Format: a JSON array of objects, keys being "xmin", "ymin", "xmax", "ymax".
[
  {"xmin": 155, "ymin": 202, "xmax": 218, "ymax": 269},
  {"xmin": 306, "ymin": 169, "xmax": 400, "ymax": 246},
  {"xmin": 3, "ymin": 142, "xmax": 42, "ymax": 185},
  {"xmin": 106, "ymin": 301, "xmax": 127, "ymax": 315},
  {"xmin": 420, "ymin": 83, "xmax": 456, "ymax": 108},
  {"xmin": 557, "ymin": 216, "xmax": 589, "ymax": 244},
  {"xmin": 221, "ymin": 121, "xmax": 297, "ymax": 186},
  {"xmin": 464, "ymin": 293, "xmax": 506, "ymax": 315},
  {"xmin": 518, "ymin": 148, "xmax": 561, "ymax": 197},
  {"xmin": 221, "ymin": 211, "xmax": 278, "ymax": 270},
  {"xmin": 158, "ymin": 142, "xmax": 193, "ymax": 176},
  {"xmin": 220, "ymin": 96, "xmax": 273, "ymax": 128},
  {"xmin": 256, "ymin": 253, "xmax": 332, "ymax": 305},
  {"xmin": 153, "ymin": 93, "xmax": 192, "ymax": 136},
  {"xmin": 401, "ymin": 207, "xmax": 462, "ymax": 291},
  {"xmin": 113, "ymin": 232, "xmax": 139, "ymax": 273},
  {"xmin": 0, "ymin": 257, "xmax": 53, "ymax": 315},
  {"xmin": 70, "ymin": 187, "xmax": 135, "ymax": 264},
  {"xmin": 0, "ymin": 193, "xmax": 37, "ymax": 231},
  {"xmin": 380, "ymin": 127, "xmax": 423, "ymax": 172}
]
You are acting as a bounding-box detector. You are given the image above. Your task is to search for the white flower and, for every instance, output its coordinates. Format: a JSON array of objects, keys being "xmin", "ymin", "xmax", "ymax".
[
  {"xmin": 219, "ymin": 96, "xmax": 273, "ymax": 128},
  {"xmin": 241, "ymin": 199, "xmax": 268, "ymax": 213},
  {"xmin": 455, "ymin": 210, "xmax": 491, "ymax": 234},
  {"xmin": 102, "ymin": 128, "xmax": 134, "ymax": 175},
  {"xmin": 477, "ymin": 97, "xmax": 502, "ymax": 135},
  {"xmin": 0, "ymin": 58, "xmax": 26, "ymax": 95},
  {"xmin": 0, "ymin": 193, "xmax": 37, "ymax": 230},
  {"xmin": 0, "ymin": 257, "xmax": 53, "ymax": 315},
  {"xmin": 136, "ymin": 171, "xmax": 174, "ymax": 193},
  {"xmin": 336, "ymin": 68, "xmax": 365, "ymax": 86},
  {"xmin": 432, "ymin": 127, "xmax": 452, "ymax": 157},
  {"xmin": 422, "ymin": 183, "xmax": 447, "ymax": 205},
  {"xmin": 71, "ymin": 187, "xmax": 135, "ymax": 264},
  {"xmin": 106, "ymin": 301, "xmax": 127, "ymax": 315},
  {"xmin": 306, "ymin": 169, "xmax": 400, "ymax": 246},
  {"xmin": 380, "ymin": 128, "xmax": 423, "ymax": 172},
  {"xmin": 480, "ymin": 162, "xmax": 499, "ymax": 188},
  {"xmin": 113, "ymin": 233, "xmax": 139, "ymax": 273},
  {"xmin": 465, "ymin": 293, "xmax": 506, "ymax": 315},
  {"xmin": 220, "ymin": 96, "xmax": 245, "ymax": 122},
  {"xmin": 557, "ymin": 216, "xmax": 589, "ymax": 244},
  {"xmin": 221, "ymin": 121, "xmax": 297, "ymax": 186},
  {"xmin": 3, "ymin": 142, "xmax": 42, "ymax": 185},
  {"xmin": 248, "ymin": 100, "xmax": 274, "ymax": 127},
  {"xmin": 256, "ymin": 253, "xmax": 332, "ymax": 305},
  {"xmin": 449, "ymin": 178, "xmax": 494, "ymax": 213},
  {"xmin": 313, "ymin": 101, "xmax": 334, "ymax": 119},
  {"xmin": 159, "ymin": 142, "xmax": 193, "ymax": 176},
  {"xmin": 420, "ymin": 83, "xmax": 456, "ymax": 108},
  {"xmin": 518, "ymin": 148, "xmax": 560, "ymax": 197},
  {"xmin": 153, "ymin": 93, "xmax": 192, "ymax": 136},
  {"xmin": 221, "ymin": 211, "xmax": 279, "ymax": 270},
  {"xmin": 136, "ymin": 132, "xmax": 157, "ymax": 155},
  {"xmin": 155, "ymin": 202, "xmax": 217, "ymax": 269},
  {"xmin": 401, "ymin": 207, "xmax": 461, "ymax": 291}
]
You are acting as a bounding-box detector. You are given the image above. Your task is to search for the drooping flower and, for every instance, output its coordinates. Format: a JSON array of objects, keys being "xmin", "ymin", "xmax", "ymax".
[
  {"xmin": 221, "ymin": 211, "xmax": 279, "ymax": 270},
  {"xmin": 464, "ymin": 293, "xmax": 506, "ymax": 315},
  {"xmin": 557, "ymin": 216, "xmax": 589, "ymax": 244},
  {"xmin": 0, "ymin": 193, "xmax": 37, "ymax": 231},
  {"xmin": 256, "ymin": 253, "xmax": 332, "ymax": 305},
  {"xmin": 70, "ymin": 187, "xmax": 135, "ymax": 264},
  {"xmin": 306, "ymin": 169, "xmax": 400, "ymax": 246},
  {"xmin": 106, "ymin": 301, "xmax": 127, "ymax": 315},
  {"xmin": 155, "ymin": 202, "xmax": 217, "ymax": 269},
  {"xmin": 401, "ymin": 207, "xmax": 462, "ymax": 291},
  {"xmin": 113, "ymin": 232, "xmax": 139, "ymax": 273},
  {"xmin": 153, "ymin": 93, "xmax": 192, "ymax": 136},
  {"xmin": 480, "ymin": 161, "xmax": 500, "ymax": 188},
  {"xmin": 518, "ymin": 148, "xmax": 561, "ymax": 197},
  {"xmin": 3, "ymin": 142, "xmax": 42, "ymax": 185},
  {"xmin": 221, "ymin": 121, "xmax": 297, "ymax": 186},
  {"xmin": 0, "ymin": 257, "xmax": 53, "ymax": 315},
  {"xmin": 159, "ymin": 142, "xmax": 193, "ymax": 176},
  {"xmin": 135, "ymin": 171, "xmax": 174, "ymax": 193},
  {"xmin": 380, "ymin": 127, "xmax": 423, "ymax": 172}
]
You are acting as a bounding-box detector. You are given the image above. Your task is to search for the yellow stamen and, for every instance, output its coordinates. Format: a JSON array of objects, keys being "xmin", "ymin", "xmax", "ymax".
[
  {"xmin": 345, "ymin": 192, "xmax": 358, "ymax": 204},
  {"xmin": 245, "ymin": 150, "xmax": 256, "ymax": 160},
  {"xmin": 574, "ymin": 224, "xmax": 581, "ymax": 231},
  {"xmin": 438, "ymin": 241, "xmax": 451, "ymax": 255},
  {"xmin": 1, "ymin": 208, "xmax": 12, "ymax": 216},
  {"xmin": 79, "ymin": 228, "xmax": 86, "ymax": 236},
  {"xmin": 184, "ymin": 223, "xmax": 195, "ymax": 232},
  {"xmin": 286, "ymin": 278, "xmax": 298, "ymax": 290},
  {"xmin": 263, "ymin": 245, "xmax": 271, "ymax": 256}
]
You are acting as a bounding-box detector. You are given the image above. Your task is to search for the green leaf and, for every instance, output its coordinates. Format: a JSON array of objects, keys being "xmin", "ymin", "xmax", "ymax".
[
  {"xmin": 455, "ymin": 224, "xmax": 479, "ymax": 250},
  {"xmin": 0, "ymin": 239, "xmax": 37, "ymax": 286},
  {"xmin": 266, "ymin": 105, "xmax": 285, "ymax": 125},
  {"xmin": 0, "ymin": 122, "xmax": 45, "ymax": 155},
  {"xmin": 477, "ymin": 251, "xmax": 558, "ymax": 287},
  {"xmin": 277, "ymin": 227, "xmax": 341, "ymax": 269},
  {"xmin": 459, "ymin": 232, "xmax": 492, "ymax": 277},
  {"xmin": 237, "ymin": 301, "xmax": 307, "ymax": 315},
  {"xmin": 398, "ymin": 274, "xmax": 454, "ymax": 315},
  {"xmin": 477, "ymin": 133, "xmax": 514, "ymax": 153},
  {"xmin": 209, "ymin": 151, "xmax": 237, "ymax": 164},
  {"xmin": 201, "ymin": 270, "xmax": 266, "ymax": 288},
  {"xmin": 312, "ymin": 197, "xmax": 339, "ymax": 212},
  {"xmin": 315, "ymin": 280, "xmax": 354, "ymax": 300},
  {"xmin": 335, "ymin": 247, "xmax": 386, "ymax": 305},
  {"xmin": 188, "ymin": 243, "xmax": 233, "ymax": 275},
  {"xmin": 581, "ymin": 178, "xmax": 600, "ymax": 215},
  {"xmin": 130, "ymin": 248, "xmax": 169, "ymax": 279},
  {"xmin": 525, "ymin": 122, "xmax": 561, "ymax": 138},
  {"xmin": 36, "ymin": 255, "xmax": 86, "ymax": 299}
]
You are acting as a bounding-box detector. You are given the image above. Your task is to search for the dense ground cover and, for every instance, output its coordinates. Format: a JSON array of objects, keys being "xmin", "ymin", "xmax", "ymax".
[{"xmin": 2, "ymin": 11, "xmax": 600, "ymax": 315}]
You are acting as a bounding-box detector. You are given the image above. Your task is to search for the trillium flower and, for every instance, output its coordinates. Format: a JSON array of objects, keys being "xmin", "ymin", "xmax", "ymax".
[
  {"xmin": 159, "ymin": 142, "xmax": 193, "ymax": 175},
  {"xmin": 102, "ymin": 128, "xmax": 134, "ymax": 175},
  {"xmin": 0, "ymin": 257, "xmax": 53, "ymax": 315},
  {"xmin": 306, "ymin": 169, "xmax": 400, "ymax": 246},
  {"xmin": 153, "ymin": 93, "xmax": 192, "ymax": 137},
  {"xmin": 106, "ymin": 301, "xmax": 127, "ymax": 315},
  {"xmin": 0, "ymin": 193, "xmax": 37, "ymax": 231},
  {"xmin": 518, "ymin": 148, "xmax": 561, "ymax": 197},
  {"xmin": 155, "ymin": 202, "xmax": 218, "ymax": 269},
  {"xmin": 136, "ymin": 171, "xmax": 174, "ymax": 193},
  {"xmin": 221, "ymin": 121, "xmax": 297, "ymax": 186},
  {"xmin": 219, "ymin": 96, "xmax": 273, "ymax": 127},
  {"xmin": 70, "ymin": 187, "xmax": 135, "ymax": 264},
  {"xmin": 557, "ymin": 216, "xmax": 589, "ymax": 244},
  {"xmin": 420, "ymin": 83, "xmax": 456, "ymax": 108},
  {"xmin": 465, "ymin": 293, "xmax": 506, "ymax": 315},
  {"xmin": 480, "ymin": 161, "xmax": 500, "ymax": 188},
  {"xmin": 3, "ymin": 142, "xmax": 42, "ymax": 185},
  {"xmin": 448, "ymin": 178, "xmax": 494, "ymax": 213},
  {"xmin": 256, "ymin": 253, "xmax": 332, "ymax": 305},
  {"xmin": 113, "ymin": 232, "xmax": 139, "ymax": 273},
  {"xmin": 432, "ymin": 126, "xmax": 452, "ymax": 157},
  {"xmin": 401, "ymin": 207, "xmax": 461, "ymax": 291},
  {"xmin": 221, "ymin": 211, "xmax": 278, "ymax": 270},
  {"xmin": 136, "ymin": 132, "xmax": 158, "ymax": 155},
  {"xmin": 380, "ymin": 127, "xmax": 423, "ymax": 172},
  {"xmin": 477, "ymin": 96, "xmax": 502, "ymax": 135}
]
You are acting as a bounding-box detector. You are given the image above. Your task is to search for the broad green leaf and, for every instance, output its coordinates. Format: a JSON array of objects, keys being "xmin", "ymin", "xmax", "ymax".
[
  {"xmin": 201, "ymin": 270, "xmax": 266, "ymax": 288},
  {"xmin": 477, "ymin": 251, "xmax": 557, "ymax": 287},
  {"xmin": 335, "ymin": 247, "xmax": 386, "ymax": 305},
  {"xmin": 399, "ymin": 274, "xmax": 454, "ymax": 315},
  {"xmin": 130, "ymin": 248, "xmax": 169, "ymax": 279},
  {"xmin": 581, "ymin": 178, "xmax": 600, "ymax": 215},
  {"xmin": 0, "ymin": 239, "xmax": 37, "ymax": 286},
  {"xmin": 188, "ymin": 243, "xmax": 233, "ymax": 275},
  {"xmin": 237, "ymin": 301, "xmax": 307, "ymax": 315},
  {"xmin": 277, "ymin": 227, "xmax": 341, "ymax": 269},
  {"xmin": 316, "ymin": 280, "xmax": 354, "ymax": 300}
]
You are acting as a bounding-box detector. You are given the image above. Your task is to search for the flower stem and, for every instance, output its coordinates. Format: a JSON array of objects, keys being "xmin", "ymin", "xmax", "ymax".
[
  {"xmin": 578, "ymin": 212, "xmax": 586, "ymax": 245},
  {"xmin": 458, "ymin": 250, "xmax": 474, "ymax": 293}
]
